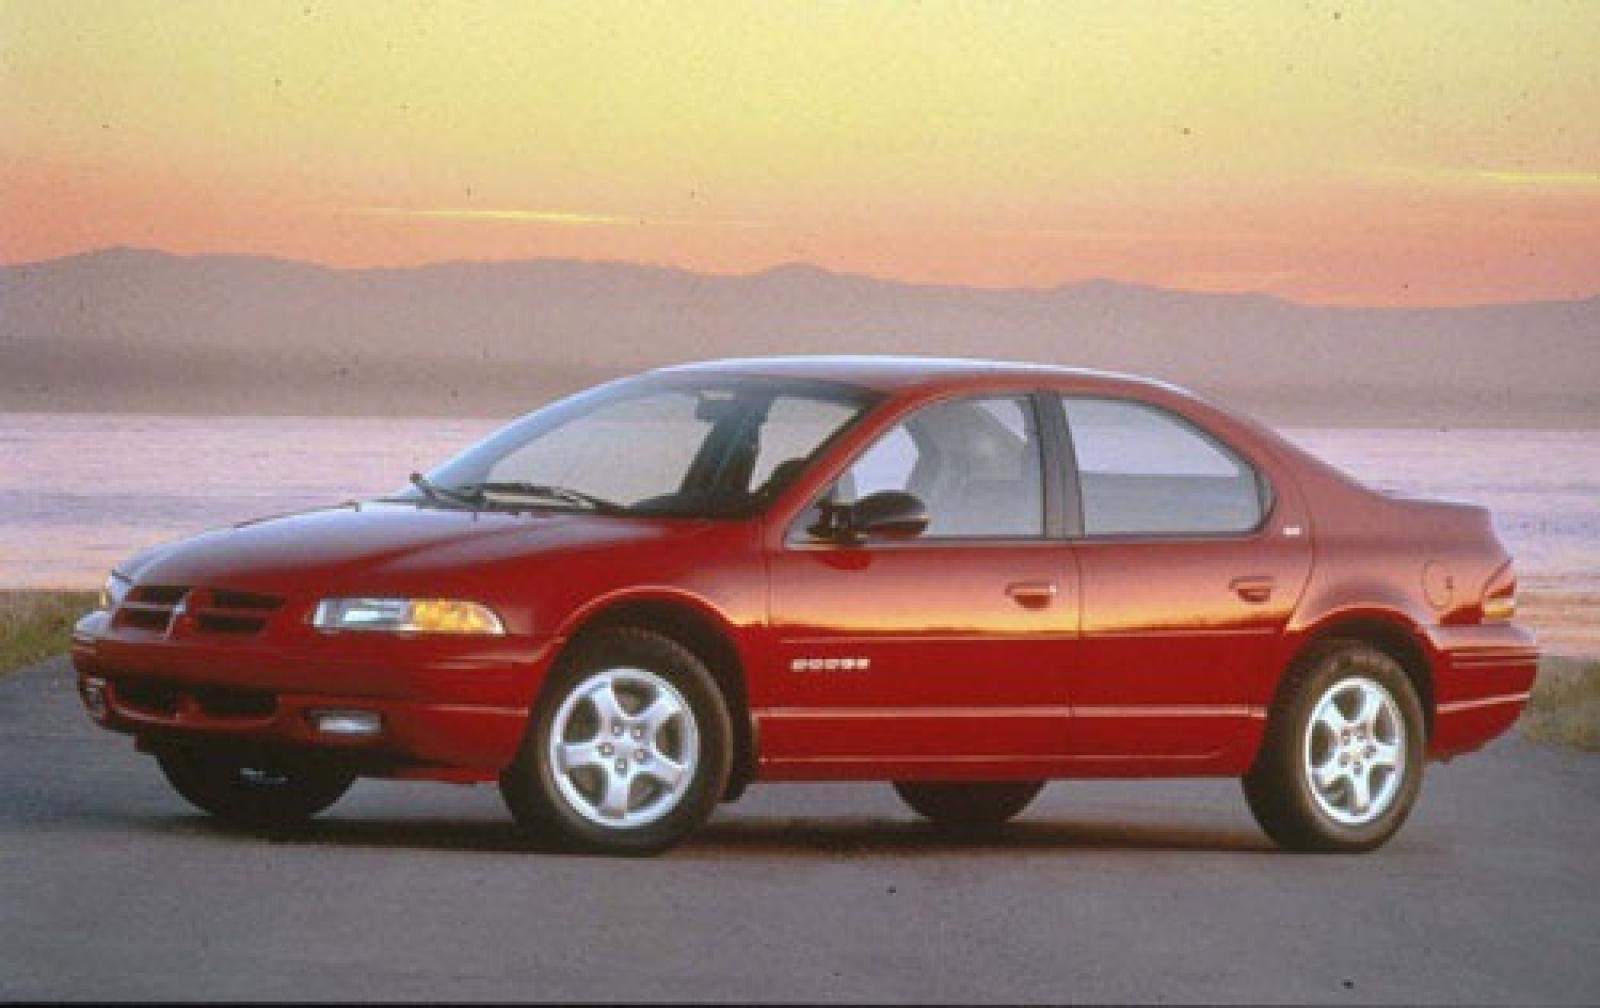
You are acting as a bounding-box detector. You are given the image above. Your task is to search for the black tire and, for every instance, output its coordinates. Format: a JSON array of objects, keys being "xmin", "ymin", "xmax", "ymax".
[
  {"xmin": 1243, "ymin": 638, "xmax": 1425, "ymax": 853},
  {"xmin": 499, "ymin": 627, "xmax": 732, "ymax": 855},
  {"xmin": 893, "ymin": 780, "xmax": 1044, "ymax": 828},
  {"xmin": 156, "ymin": 747, "xmax": 355, "ymax": 828}
]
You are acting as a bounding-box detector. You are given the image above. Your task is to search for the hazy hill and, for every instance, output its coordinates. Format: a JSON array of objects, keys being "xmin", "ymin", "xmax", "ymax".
[{"xmin": 2, "ymin": 247, "xmax": 1596, "ymax": 425}]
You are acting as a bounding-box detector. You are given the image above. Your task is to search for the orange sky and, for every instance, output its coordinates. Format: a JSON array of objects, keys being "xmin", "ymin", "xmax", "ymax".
[{"xmin": 3, "ymin": 1, "xmax": 1598, "ymax": 305}]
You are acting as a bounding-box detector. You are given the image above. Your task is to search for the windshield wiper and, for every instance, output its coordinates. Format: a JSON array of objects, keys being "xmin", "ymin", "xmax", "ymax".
[
  {"xmin": 462, "ymin": 481, "xmax": 625, "ymax": 514},
  {"xmin": 409, "ymin": 472, "xmax": 479, "ymax": 510}
]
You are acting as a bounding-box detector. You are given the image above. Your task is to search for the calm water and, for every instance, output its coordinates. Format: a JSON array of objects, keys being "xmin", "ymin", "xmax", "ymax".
[{"xmin": 2, "ymin": 415, "xmax": 1596, "ymax": 601}]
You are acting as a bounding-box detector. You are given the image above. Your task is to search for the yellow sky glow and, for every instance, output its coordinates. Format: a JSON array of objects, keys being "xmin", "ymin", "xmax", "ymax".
[
  {"xmin": 352, "ymin": 208, "xmax": 635, "ymax": 225},
  {"xmin": 1471, "ymin": 170, "xmax": 1600, "ymax": 188},
  {"xmin": 3, "ymin": 0, "xmax": 1597, "ymax": 304}
]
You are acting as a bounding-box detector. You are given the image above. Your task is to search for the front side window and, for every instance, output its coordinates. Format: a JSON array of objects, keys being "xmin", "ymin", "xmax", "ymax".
[
  {"xmin": 422, "ymin": 376, "xmax": 875, "ymax": 518},
  {"xmin": 819, "ymin": 395, "xmax": 1045, "ymax": 538},
  {"xmin": 1060, "ymin": 397, "xmax": 1266, "ymax": 536}
]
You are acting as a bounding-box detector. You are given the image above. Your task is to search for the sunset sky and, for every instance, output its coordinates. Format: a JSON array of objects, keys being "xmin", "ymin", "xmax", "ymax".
[{"xmin": 3, "ymin": 0, "xmax": 1597, "ymax": 305}]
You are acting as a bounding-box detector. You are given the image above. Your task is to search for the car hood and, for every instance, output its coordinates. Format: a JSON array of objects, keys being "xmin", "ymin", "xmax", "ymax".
[{"xmin": 121, "ymin": 501, "xmax": 715, "ymax": 596}]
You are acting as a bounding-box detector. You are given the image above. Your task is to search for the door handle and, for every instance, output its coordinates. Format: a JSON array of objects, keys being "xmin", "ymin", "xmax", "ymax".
[
  {"xmin": 1229, "ymin": 575, "xmax": 1276, "ymax": 604},
  {"xmin": 1005, "ymin": 581, "xmax": 1058, "ymax": 608}
]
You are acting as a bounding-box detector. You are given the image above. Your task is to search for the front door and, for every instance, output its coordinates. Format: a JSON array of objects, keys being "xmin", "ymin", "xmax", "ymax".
[{"xmin": 762, "ymin": 394, "xmax": 1081, "ymax": 776}]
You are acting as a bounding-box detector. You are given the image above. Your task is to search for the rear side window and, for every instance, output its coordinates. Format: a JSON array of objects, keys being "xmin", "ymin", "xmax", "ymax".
[{"xmin": 1059, "ymin": 397, "xmax": 1266, "ymax": 536}]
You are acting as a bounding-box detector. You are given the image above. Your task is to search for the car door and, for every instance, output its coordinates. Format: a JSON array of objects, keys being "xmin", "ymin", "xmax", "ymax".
[
  {"xmin": 762, "ymin": 393, "xmax": 1081, "ymax": 773},
  {"xmin": 1053, "ymin": 395, "xmax": 1312, "ymax": 760}
]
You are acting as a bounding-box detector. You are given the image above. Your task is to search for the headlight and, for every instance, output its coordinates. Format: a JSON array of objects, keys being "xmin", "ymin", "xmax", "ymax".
[
  {"xmin": 311, "ymin": 597, "xmax": 506, "ymax": 635},
  {"xmin": 99, "ymin": 572, "xmax": 132, "ymax": 611}
]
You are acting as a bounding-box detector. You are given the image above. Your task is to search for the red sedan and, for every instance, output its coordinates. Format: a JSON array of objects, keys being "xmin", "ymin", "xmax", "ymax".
[{"xmin": 72, "ymin": 357, "xmax": 1537, "ymax": 854}]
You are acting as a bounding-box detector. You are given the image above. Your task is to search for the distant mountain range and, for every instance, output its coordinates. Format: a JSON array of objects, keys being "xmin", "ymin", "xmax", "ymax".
[{"xmin": 3, "ymin": 247, "xmax": 1596, "ymax": 425}]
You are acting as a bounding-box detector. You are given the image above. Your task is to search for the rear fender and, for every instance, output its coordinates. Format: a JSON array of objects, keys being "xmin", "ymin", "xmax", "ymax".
[{"xmin": 1279, "ymin": 597, "xmax": 1442, "ymax": 738}]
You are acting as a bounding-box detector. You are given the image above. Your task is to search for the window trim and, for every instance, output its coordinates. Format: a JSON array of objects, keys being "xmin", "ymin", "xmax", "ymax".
[
  {"xmin": 1035, "ymin": 390, "xmax": 1079, "ymax": 538},
  {"xmin": 1053, "ymin": 394, "xmax": 1277, "ymax": 542}
]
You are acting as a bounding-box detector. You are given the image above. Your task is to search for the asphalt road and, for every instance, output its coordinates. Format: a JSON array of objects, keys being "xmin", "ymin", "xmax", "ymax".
[{"xmin": 3, "ymin": 656, "xmax": 1597, "ymax": 1004}]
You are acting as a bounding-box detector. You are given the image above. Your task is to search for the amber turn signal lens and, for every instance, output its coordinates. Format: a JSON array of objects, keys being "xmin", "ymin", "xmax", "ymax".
[
  {"xmin": 1481, "ymin": 590, "xmax": 1517, "ymax": 622},
  {"xmin": 408, "ymin": 599, "xmax": 504, "ymax": 634},
  {"xmin": 1480, "ymin": 563, "xmax": 1517, "ymax": 622}
]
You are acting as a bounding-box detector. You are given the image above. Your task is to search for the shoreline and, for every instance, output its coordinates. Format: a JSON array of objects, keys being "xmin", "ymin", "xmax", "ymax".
[{"xmin": 4, "ymin": 409, "xmax": 1598, "ymax": 431}]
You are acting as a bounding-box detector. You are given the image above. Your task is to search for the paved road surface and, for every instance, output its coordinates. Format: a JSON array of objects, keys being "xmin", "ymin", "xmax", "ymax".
[{"xmin": 3, "ymin": 656, "xmax": 1596, "ymax": 1003}]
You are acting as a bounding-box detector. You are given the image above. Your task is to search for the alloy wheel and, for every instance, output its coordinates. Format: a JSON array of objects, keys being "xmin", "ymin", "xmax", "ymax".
[
  {"xmin": 546, "ymin": 667, "xmax": 700, "ymax": 829},
  {"xmin": 1302, "ymin": 675, "xmax": 1406, "ymax": 826}
]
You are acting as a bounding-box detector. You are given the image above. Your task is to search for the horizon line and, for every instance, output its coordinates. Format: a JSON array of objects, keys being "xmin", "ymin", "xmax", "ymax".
[{"xmin": 5, "ymin": 244, "xmax": 1597, "ymax": 311}]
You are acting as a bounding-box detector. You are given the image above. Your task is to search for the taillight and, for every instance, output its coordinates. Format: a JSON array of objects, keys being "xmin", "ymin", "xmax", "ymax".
[{"xmin": 1481, "ymin": 562, "xmax": 1517, "ymax": 622}]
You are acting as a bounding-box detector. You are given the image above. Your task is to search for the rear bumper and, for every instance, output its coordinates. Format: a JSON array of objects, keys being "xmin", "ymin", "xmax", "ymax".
[
  {"xmin": 1428, "ymin": 622, "xmax": 1539, "ymax": 759},
  {"xmin": 71, "ymin": 610, "xmax": 559, "ymax": 773}
]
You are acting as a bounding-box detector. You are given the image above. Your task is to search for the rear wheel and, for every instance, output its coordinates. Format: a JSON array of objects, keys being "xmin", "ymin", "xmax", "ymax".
[
  {"xmin": 500, "ymin": 627, "xmax": 731, "ymax": 855},
  {"xmin": 156, "ymin": 748, "xmax": 355, "ymax": 828},
  {"xmin": 893, "ymin": 780, "xmax": 1044, "ymax": 828},
  {"xmin": 1243, "ymin": 638, "xmax": 1424, "ymax": 852}
]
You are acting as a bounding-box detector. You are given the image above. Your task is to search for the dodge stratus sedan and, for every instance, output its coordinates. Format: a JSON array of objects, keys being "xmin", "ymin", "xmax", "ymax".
[{"xmin": 73, "ymin": 357, "xmax": 1537, "ymax": 854}]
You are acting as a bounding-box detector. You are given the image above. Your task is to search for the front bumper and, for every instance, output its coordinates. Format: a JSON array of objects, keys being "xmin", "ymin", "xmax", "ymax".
[
  {"xmin": 1428, "ymin": 621, "xmax": 1539, "ymax": 759},
  {"xmin": 71, "ymin": 610, "xmax": 559, "ymax": 773}
]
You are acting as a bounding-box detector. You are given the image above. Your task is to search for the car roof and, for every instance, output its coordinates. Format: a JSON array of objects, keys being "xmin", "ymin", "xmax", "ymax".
[{"xmin": 651, "ymin": 355, "xmax": 1183, "ymax": 396}]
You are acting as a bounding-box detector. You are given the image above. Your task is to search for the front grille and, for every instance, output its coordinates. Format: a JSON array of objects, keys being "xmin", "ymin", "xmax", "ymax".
[
  {"xmin": 117, "ymin": 678, "xmax": 180, "ymax": 717},
  {"xmin": 132, "ymin": 586, "xmax": 187, "ymax": 606},
  {"xmin": 195, "ymin": 589, "xmax": 282, "ymax": 635},
  {"xmin": 197, "ymin": 614, "xmax": 268, "ymax": 634},
  {"xmin": 208, "ymin": 590, "xmax": 283, "ymax": 612},
  {"xmin": 113, "ymin": 677, "xmax": 278, "ymax": 721},
  {"xmin": 118, "ymin": 607, "xmax": 173, "ymax": 632},
  {"xmin": 115, "ymin": 585, "xmax": 189, "ymax": 632},
  {"xmin": 191, "ymin": 685, "xmax": 277, "ymax": 718},
  {"xmin": 112, "ymin": 585, "xmax": 285, "ymax": 637}
]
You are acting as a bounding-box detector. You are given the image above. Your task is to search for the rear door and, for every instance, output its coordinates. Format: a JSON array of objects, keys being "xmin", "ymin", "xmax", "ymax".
[{"xmin": 1055, "ymin": 396, "xmax": 1312, "ymax": 759}]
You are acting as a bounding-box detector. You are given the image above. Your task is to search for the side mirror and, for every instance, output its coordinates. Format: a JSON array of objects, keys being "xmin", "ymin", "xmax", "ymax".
[
  {"xmin": 809, "ymin": 491, "xmax": 930, "ymax": 543},
  {"xmin": 854, "ymin": 490, "xmax": 930, "ymax": 539}
]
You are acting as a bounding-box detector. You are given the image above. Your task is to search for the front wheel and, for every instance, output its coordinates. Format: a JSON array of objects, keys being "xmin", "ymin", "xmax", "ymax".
[
  {"xmin": 1243, "ymin": 639, "xmax": 1424, "ymax": 852},
  {"xmin": 893, "ymin": 780, "xmax": 1044, "ymax": 828},
  {"xmin": 156, "ymin": 748, "xmax": 355, "ymax": 828},
  {"xmin": 499, "ymin": 627, "xmax": 731, "ymax": 855}
]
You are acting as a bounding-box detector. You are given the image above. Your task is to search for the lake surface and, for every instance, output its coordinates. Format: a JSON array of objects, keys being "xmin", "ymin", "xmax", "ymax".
[{"xmin": 2, "ymin": 414, "xmax": 1595, "ymax": 651}]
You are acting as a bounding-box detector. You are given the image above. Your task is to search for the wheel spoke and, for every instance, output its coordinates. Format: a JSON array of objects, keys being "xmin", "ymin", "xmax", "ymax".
[
  {"xmin": 586, "ymin": 678, "xmax": 629, "ymax": 726},
  {"xmin": 1315, "ymin": 703, "xmax": 1349, "ymax": 735},
  {"xmin": 637, "ymin": 695, "xmax": 679, "ymax": 733},
  {"xmin": 1352, "ymin": 685, "xmax": 1384, "ymax": 730},
  {"xmin": 557, "ymin": 739, "xmax": 603, "ymax": 773},
  {"xmin": 1368, "ymin": 739, "xmax": 1400, "ymax": 770},
  {"xmin": 644, "ymin": 752, "xmax": 687, "ymax": 791},
  {"xmin": 598, "ymin": 769, "xmax": 633, "ymax": 819},
  {"xmin": 1311, "ymin": 754, "xmax": 1345, "ymax": 792},
  {"xmin": 1348, "ymin": 765, "xmax": 1373, "ymax": 812}
]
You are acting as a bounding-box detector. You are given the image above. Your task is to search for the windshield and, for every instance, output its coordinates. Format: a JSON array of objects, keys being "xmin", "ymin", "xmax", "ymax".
[{"xmin": 412, "ymin": 374, "xmax": 880, "ymax": 518}]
